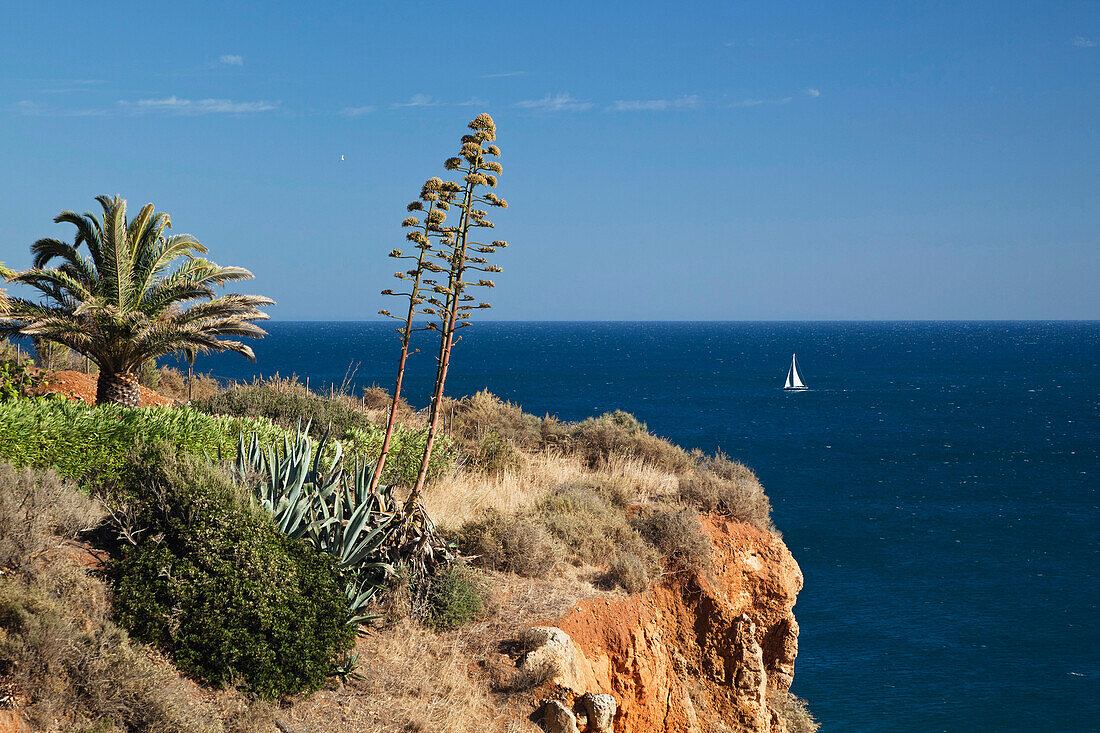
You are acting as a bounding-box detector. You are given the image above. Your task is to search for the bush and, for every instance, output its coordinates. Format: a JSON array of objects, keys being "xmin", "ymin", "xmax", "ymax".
[
  {"xmin": 681, "ymin": 452, "xmax": 775, "ymax": 532},
  {"xmin": 567, "ymin": 411, "xmax": 692, "ymax": 473},
  {"xmin": 421, "ymin": 563, "xmax": 486, "ymax": 631},
  {"xmin": 444, "ymin": 390, "xmax": 544, "ymax": 449},
  {"xmin": 535, "ymin": 484, "xmax": 657, "ymax": 592},
  {"xmin": 156, "ymin": 366, "xmax": 221, "ymax": 403},
  {"xmin": 768, "ymin": 688, "xmax": 820, "ymax": 733},
  {"xmin": 632, "ymin": 504, "xmax": 712, "ymax": 576},
  {"xmin": 111, "ymin": 446, "xmax": 354, "ymax": 699},
  {"xmin": 464, "ymin": 432, "xmax": 524, "ymax": 475},
  {"xmin": 605, "ymin": 551, "xmax": 649, "ymax": 594},
  {"xmin": 0, "ymin": 578, "xmax": 219, "ymax": 733},
  {"xmin": 193, "ymin": 375, "xmax": 378, "ymax": 438},
  {"xmin": 341, "ymin": 423, "xmax": 456, "ymax": 486},
  {"xmin": 455, "ymin": 510, "xmax": 563, "ymax": 578},
  {"xmin": 0, "ymin": 400, "xmax": 287, "ymax": 481}
]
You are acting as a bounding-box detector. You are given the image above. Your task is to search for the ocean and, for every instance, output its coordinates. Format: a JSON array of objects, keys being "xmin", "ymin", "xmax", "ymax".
[{"xmin": 182, "ymin": 321, "xmax": 1099, "ymax": 732}]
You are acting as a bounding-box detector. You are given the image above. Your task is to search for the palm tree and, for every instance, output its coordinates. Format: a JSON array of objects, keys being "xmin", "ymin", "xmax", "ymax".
[{"xmin": 0, "ymin": 195, "xmax": 274, "ymax": 406}]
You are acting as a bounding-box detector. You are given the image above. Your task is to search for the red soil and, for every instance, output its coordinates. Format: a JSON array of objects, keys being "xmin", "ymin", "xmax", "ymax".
[{"xmin": 35, "ymin": 370, "xmax": 174, "ymax": 407}]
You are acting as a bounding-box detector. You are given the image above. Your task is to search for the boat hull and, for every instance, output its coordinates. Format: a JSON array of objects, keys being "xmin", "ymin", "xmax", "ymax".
[{"xmin": 784, "ymin": 386, "xmax": 808, "ymax": 391}]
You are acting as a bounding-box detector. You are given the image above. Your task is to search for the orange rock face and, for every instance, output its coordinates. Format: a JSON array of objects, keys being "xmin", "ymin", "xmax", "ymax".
[{"xmin": 555, "ymin": 516, "xmax": 803, "ymax": 733}]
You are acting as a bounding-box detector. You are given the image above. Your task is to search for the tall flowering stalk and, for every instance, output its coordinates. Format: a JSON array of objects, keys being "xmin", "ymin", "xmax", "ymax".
[
  {"xmin": 371, "ymin": 178, "xmax": 453, "ymax": 492},
  {"xmin": 407, "ymin": 113, "xmax": 508, "ymax": 509}
]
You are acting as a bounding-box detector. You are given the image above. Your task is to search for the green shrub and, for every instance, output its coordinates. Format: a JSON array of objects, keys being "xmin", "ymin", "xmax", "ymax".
[
  {"xmin": 193, "ymin": 375, "xmax": 377, "ymax": 438},
  {"xmin": 455, "ymin": 509, "xmax": 563, "ymax": 578},
  {"xmin": 111, "ymin": 446, "xmax": 354, "ymax": 699},
  {"xmin": 631, "ymin": 504, "xmax": 712, "ymax": 576},
  {"xmin": 421, "ymin": 563, "xmax": 486, "ymax": 632},
  {"xmin": 681, "ymin": 451, "xmax": 775, "ymax": 532},
  {"xmin": 0, "ymin": 400, "xmax": 287, "ymax": 481},
  {"xmin": 341, "ymin": 423, "xmax": 455, "ymax": 486}
]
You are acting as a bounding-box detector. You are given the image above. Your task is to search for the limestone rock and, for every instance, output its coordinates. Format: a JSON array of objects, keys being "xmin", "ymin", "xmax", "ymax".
[
  {"xmin": 732, "ymin": 614, "xmax": 768, "ymax": 730},
  {"xmin": 581, "ymin": 692, "xmax": 617, "ymax": 732},
  {"xmin": 542, "ymin": 700, "xmax": 580, "ymax": 733},
  {"xmin": 519, "ymin": 627, "xmax": 595, "ymax": 694}
]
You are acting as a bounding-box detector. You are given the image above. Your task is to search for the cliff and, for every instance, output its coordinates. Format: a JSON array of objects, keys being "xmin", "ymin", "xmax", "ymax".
[{"xmin": 510, "ymin": 516, "xmax": 803, "ymax": 733}]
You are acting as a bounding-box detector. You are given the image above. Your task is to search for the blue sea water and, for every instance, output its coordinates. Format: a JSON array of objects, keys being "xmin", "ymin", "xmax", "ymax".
[{"xmin": 184, "ymin": 321, "xmax": 1099, "ymax": 732}]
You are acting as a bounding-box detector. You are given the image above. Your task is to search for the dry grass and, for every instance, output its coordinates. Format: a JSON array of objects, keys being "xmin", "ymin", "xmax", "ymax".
[
  {"xmin": 768, "ymin": 688, "xmax": 821, "ymax": 733},
  {"xmin": 631, "ymin": 504, "xmax": 713, "ymax": 577},
  {"xmin": 156, "ymin": 366, "xmax": 221, "ymax": 403},
  {"xmin": 424, "ymin": 450, "xmax": 677, "ymax": 529},
  {"xmin": 282, "ymin": 621, "xmax": 499, "ymax": 733},
  {"xmin": 0, "ymin": 462, "xmax": 103, "ymax": 577},
  {"xmin": 455, "ymin": 510, "xmax": 565, "ymax": 578}
]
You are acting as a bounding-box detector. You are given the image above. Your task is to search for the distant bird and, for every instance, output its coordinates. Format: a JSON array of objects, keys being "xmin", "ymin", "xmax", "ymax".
[{"xmin": 340, "ymin": 155, "xmax": 344, "ymax": 161}]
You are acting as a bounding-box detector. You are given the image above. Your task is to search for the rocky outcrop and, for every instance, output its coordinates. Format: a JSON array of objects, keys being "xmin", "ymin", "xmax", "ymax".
[{"xmin": 529, "ymin": 516, "xmax": 803, "ymax": 733}]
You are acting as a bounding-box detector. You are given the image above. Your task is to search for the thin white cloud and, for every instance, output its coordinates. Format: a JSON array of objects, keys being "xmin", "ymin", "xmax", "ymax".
[
  {"xmin": 482, "ymin": 71, "xmax": 525, "ymax": 79},
  {"xmin": 14, "ymin": 100, "xmax": 107, "ymax": 117},
  {"xmin": 457, "ymin": 96, "xmax": 489, "ymax": 107},
  {"xmin": 339, "ymin": 105, "xmax": 375, "ymax": 117},
  {"xmin": 120, "ymin": 96, "xmax": 278, "ymax": 114},
  {"xmin": 805, "ymin": 87, "xmax": 821, "ymax": 98},
  {"xmin": 219, "ymin": 54, "xmax": 244, "ymax": 66},
  {"xmin": 1073, "ymin": 36, "xmax": 1097, "ymax": 47},
  {"xmin": 515, "ymin": 92, "xmax": 593, "ymax": 112},
  {"xmin": 729, "ymin": 96, "xmax": 792, "ymax": 108},
  {"xmin": 609, "ymin": 95, "xmax": 700, "ymax": 112},
  {"xmin": 391, "ymin": 93, "xmax": 441, "ymax": 109}
]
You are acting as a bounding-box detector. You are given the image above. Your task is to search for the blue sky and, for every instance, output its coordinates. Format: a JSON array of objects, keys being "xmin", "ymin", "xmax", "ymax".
[{"xmin": 1, "ymin": 1, "xmax": 1097, "ymax": 320}]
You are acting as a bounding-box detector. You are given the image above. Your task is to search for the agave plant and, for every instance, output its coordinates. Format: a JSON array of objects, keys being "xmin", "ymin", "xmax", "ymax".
[
  {"xmin": 229, "ymin": 424, "xmax": 449, "ymax": 627},
  {"xmin": 1, "ymin": 195, "xmax": 273, "ymax": 406}
]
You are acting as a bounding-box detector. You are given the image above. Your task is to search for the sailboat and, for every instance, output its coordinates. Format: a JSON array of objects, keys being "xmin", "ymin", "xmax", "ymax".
[{"xmin": 784, "ymin": 353, "xmax": 808, "ymax": 391}]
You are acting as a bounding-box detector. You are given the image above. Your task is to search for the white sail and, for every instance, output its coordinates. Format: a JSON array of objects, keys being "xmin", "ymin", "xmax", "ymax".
[{"xmin": 785, "ymin": 353, "xmax": 806, "ymax": 390}]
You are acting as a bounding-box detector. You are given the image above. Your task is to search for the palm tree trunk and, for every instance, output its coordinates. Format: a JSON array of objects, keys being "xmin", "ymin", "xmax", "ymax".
[{"xmin": 96, "ymin": 371, "xmax": 141, "ymax": 407}]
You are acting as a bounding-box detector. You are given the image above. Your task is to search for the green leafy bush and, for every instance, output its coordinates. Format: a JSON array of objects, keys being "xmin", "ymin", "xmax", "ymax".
[
  {"xmin": 0, "ymin": 360, "xmax": 52, "ymax": 402},
  {"xmin": 111, "ymin": 446, "xmax": 354, "ymax": 699},
  {"xmin": 421, "ymin": 563, "xmax": 486, "ymax": 632},
  {"xmin": 341, "ymin": 424, "xmax": 455, "ymax": 486},
  {"xmin": 0, "ymin": 400, "xmax": 287, "ymax": 481}
]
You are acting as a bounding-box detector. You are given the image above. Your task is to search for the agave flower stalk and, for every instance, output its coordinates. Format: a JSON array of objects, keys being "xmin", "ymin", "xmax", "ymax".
[
  {"xmin": 370, "ymin": 179, "xmax": 453, "ymax": 492},
  {"xmin": 407, "ymin": 113, "xmax": 509, "ymax": 508}
]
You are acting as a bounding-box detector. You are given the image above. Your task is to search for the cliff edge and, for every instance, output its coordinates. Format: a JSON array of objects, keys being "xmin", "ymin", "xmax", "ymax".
[{"xmin": 515, "ymin": 516, "xmax": 803, "ymax": 733}]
